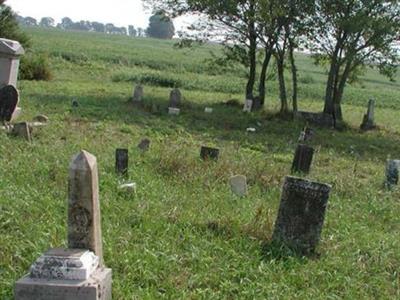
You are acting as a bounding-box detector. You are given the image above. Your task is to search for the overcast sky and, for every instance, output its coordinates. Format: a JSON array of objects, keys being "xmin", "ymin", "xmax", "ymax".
[{"xmin": 6, "ymin": 0, "xmax": 188, "ymax": 30}]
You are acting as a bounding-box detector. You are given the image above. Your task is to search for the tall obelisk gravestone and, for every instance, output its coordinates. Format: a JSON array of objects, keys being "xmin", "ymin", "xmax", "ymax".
[{"xmin": 15, "ymin": 150, "xmax": 112, "ymax": 300}]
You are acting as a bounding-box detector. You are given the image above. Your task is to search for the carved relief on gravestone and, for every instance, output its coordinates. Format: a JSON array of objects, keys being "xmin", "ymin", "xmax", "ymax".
[
  {"xmin": 291, "ymin": 144, "xmax": 315, "ymax": 174},
  {"xmin": 272, "ymin": 176, "xmax": 331, "ymax": 254},
  {"xmin": 169, "ymin": 88, "xmax": 182, "ymax": 108},
  {"xmin": 68, "ymin": 150, "xmax": 103, "ymax": 265}
]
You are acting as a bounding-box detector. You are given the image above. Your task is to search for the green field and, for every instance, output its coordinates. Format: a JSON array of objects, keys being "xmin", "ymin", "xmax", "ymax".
[{"xmin": 1, "ymin": 27, "xmax": 400, "ymax": 299}]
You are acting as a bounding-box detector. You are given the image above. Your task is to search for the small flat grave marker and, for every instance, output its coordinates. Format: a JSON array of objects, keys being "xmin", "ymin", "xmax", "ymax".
[{"xmin": 200, "ymin": 146, "xmax": 220, "ymax": 161}]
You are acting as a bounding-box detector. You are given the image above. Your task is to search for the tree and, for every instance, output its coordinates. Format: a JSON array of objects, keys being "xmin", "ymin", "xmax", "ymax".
[
  {"xmin": 0, "ymin": 3, "xmax": 30, "ymax": 47},
  {"xmin": 146, "ymin": 10, "xmax": 175, "ymax": 39},
  {"xmin": 59, "ymin": 17, "xmax": 73, "ymax": 29},
  {"xmin": 22, "ymin": 16, "xmax": 38, "ymax": 26},
  {"xmin": 91, "ymin": 21, "xmax": 105, "ymax": 33},
  {"xmin": 39, "ymin": 17, "xmax": 55, "ymax": 27},
  {"xmin": 128, "ymin": 25, "xmax": 137, "ymax": 37},
  {"xmin": 307, "ymin": 0, "xmax": 400, "ymax": 122}
]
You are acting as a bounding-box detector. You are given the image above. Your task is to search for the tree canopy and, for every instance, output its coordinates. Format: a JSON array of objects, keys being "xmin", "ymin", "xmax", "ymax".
[{"xmin": 146, "ymin": 11, "xmax": 175, "ymax": 39}]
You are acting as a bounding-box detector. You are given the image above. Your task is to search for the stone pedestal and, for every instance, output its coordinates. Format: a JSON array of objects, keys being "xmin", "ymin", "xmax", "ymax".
[
  {"xmin": 272, "ymin": 176, "xmax": 331, "ymax": 255},
  {"xmin": 15, "ymin": 268, "xmax": 112, "ymax": 300},
  {"xmin": 291, "ymin": 144, "xmax": 314, "ymax": 174}
]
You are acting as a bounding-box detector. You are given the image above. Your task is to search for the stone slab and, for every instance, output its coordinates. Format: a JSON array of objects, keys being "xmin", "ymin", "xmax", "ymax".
[
  {"xmin": 15, "ymin": 268, "xmax": 112, "ymax": 300},
  {"xmin": 229, "ymin": 175, "xmax": 247, "ymax": 197}
]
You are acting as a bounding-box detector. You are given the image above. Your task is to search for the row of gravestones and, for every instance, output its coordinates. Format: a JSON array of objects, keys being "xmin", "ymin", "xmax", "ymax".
[
  {"xmin": 14, "ymin": 148, "xmax": 332, "ymax": 299},
  {"xmin": 14, "ymin": 138, "xmax": 400, "ymax": 299}
]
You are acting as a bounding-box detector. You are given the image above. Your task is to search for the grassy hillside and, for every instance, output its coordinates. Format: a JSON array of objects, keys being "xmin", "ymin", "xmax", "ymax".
[{"xmin": 0, "ymin": 27, "xmax": 400, "ymax": 299}]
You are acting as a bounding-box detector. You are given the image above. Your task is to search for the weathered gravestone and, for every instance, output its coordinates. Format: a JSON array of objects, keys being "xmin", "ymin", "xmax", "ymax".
[
  {"xmin": 0, "ymin": 85, "xmax": 19, "ymax": 126},
  {"xmin": 138, "ymin": 138, "xmax": 150, "ymax": 152},
  {"xmin": 243, "ymin": 99, "xmax": 253, "ymax": 113},
  {"xmin": 272, "ymin": 176, "xmax": 331, "ymax": 255},
  {"xmin": 291, "ymin": 144, "xmax": 315, "ymax": 174},
  {"xmin": 168, "ymin": 107, "xmax": 180, "ymax": 115},
  {"xmin": 33, "ymin": 114, "xmax": 49, "ymax": 123},
  {"xmin": 385, "ymin": 159, "xmax": 400, "ymax": 189},
  {"xmin": 169, "ymin": 88, "xmax": 182, "ymax": 108},
  {"xmin": 12, "ymin": 122, "xmax": 32, "ymax": 142},
  {"xmin": 115, "ymin": 148, "xmax": 129, "ymax": 176},
  {"xmin": 200, "ymin": 146, "xmax": 220, "ymax": 161},
  {"xmin": 360, "ymin": 99, "xmax": 376, "ymax": 131},
  {"xmin": 132, "ymin": 84, "xmax": 144, "ymax": 103},
  {"xmin": 0, "ymin": 38, "xmax": 25, "ymax": 88},
  {"xmin": 15, "ymin": 150, "xmax": 112, "ymax": 300},
  {"xmin": 204, "ymin": 107, "xmax": 213, "ymax": 113},
  {"xmin": 229, "ymin": 175, "xmax": 247, "ymax": 197}
]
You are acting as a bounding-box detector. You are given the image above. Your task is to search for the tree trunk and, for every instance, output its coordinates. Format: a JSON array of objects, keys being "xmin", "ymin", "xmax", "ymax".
[
  {"xmin": 277, "ymin": 57, "xmax": 288, "ymax": 114},
  {"xmin": 258, "ymin": 49, "xmax": 272, "ymax": 106},
  {"xmin": 245, "ymin": 21, "xmax": 257, "ymax": 100},
  {"xmin": 288, "ymin": 39, "xmax": 298, "ymax": 113},
  {"xmin": 334, "ymin": 60, "xmax": 353, "ymax": 121}
]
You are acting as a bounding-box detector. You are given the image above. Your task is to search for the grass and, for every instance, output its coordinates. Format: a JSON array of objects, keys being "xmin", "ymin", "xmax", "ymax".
[{"xmin": 0, "ymin": 27, "xmax": 400, "ymax": 299}]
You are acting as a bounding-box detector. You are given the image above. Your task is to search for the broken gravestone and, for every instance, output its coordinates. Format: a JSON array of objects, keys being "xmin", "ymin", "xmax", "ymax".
[
  {"xmin": 138, "ymin": 138, "xmax": 150, "ymax": 152},
  {"xmin": 12, "ymin": 122, "xmax": 32, "ymax": 142},
  {"xmin": 291, "ymin": 144, "xmax": 315, "ymax": 174},
  {"xmin": 115, "ymin": 148, "xmax": 128, "ymax": 176},
  {"xmin": 15, "ymin": 150, "xmax": 112, "ymax": 300},
  {"xmin": 360, "ymin": 99, "xmax": 376, "ymax": 131},
  {"xmin": 132, "ymin": 84, "xmax": 143, "ymax": 103},
  {"xmin": 272, "ymin": 176, "xmax": 331, "ymax": 255},
  {"xmin": 200, "ymin": 146, "xmax": 220, "ymax": 161},
  {"xmin": 385, "ymin": 160, "xmax": 400, "ymax": 189},
  {"xmin": 229, "ymin": 175, "xmax": 247, "ymax": 197},
  {"xmin": 169, "ymin": 88, "xmax": 181, "ymax": 108}
]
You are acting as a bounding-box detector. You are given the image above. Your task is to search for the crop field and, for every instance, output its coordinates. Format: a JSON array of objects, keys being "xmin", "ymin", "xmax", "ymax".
[{"xmin": 1, "ymin": 27, "xmax": 400, "ymax": 299}]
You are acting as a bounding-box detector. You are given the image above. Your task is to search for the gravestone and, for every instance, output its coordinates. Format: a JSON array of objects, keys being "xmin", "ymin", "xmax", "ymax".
[
  {"xmin": 132, "ymin": 84, "xmax": 143, "ymax": 103},
  {"xmin": 205, "ymin": 107, "xmax": 213, "ymax": 113},
  {"xmin": 385, "ymin": 159, "xmax": 400, "ymax": 188},
  {"xmin": 243, "ymin": 99, "xmax": 253, "ymax": 113},
  {"xmin": 72, "ymin": 98, "xmax": 79, "ymax": 108},
  {"xmin": 272, "ymin": 176, "xmax": 331, "ymax": 255},
  {"xmin": 12, "ymin": 122, "xmax": 32, "ymax": 142},
  {"xmin": 119, "ymin": 182, "xmax": 137, "ymax": 193},
  {"xmin": 200, "ymin": 146, "xmax": 220, "ymax": 161},
  {"xmin": 138, "ymin": 138, "xmax": 150, "ymax": 151},
  {"xmin": 169, "ymin": 88, "xmax": 182, "ymax": 108},
  {"xmin": 0, "ymin": 85, "xmax": 19, "ymax": 124},
  {"xmin": 115, "ymin": 148, "xmax": 129, "ymax": 176},
  {"xmin": 33, "ymin": 114, "xmax": 49, "ymax": 123},
  {"xmin": 0, "ymin": 38, "xmax": 25, "ymax": 88},
  {"xmin": 298, "ymin": 127, "xmax": 314, "ymax": 143},
  {"xmin": 15, "ymin": 150, "xmax": 112, "ymax": 300},
  {"xmin": 229, "ymin": 175, "xmax": 247, "ymax": 197},
  {"xmin": 291, "ymin": 144, "xmax": 315, "ymax": 174},
  {"xmin": 168, "ymin": 107, "xmax": 180, "ymax": 115},
  {"xmin": 360, "ymin": 99, "xmax": 376, "ymax": 131}
]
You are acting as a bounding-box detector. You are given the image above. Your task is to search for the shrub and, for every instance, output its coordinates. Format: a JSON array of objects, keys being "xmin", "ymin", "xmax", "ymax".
[{"xmin": 20, "ymin": 53, "xmax": 52, "ymax": 81}]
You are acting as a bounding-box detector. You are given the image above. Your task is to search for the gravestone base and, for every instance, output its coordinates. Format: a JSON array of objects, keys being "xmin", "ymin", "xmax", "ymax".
[
  {"xmin": 15, "ymin": 267, "xmax": 112, "ymax": 300},
  {"xmin": 360, "ymin": 115, "xmax": 376, "ymax": 131}
]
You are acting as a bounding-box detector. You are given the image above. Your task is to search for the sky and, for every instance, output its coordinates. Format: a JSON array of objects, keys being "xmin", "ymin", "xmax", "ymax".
[{"xmin": 6, "ymin": 0, "xmax": 188, "ymax": 30}]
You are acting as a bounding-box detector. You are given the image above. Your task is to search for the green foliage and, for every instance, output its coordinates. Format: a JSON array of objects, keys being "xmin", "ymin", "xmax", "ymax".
[
  {"xmin": 146, "ymin": 10, "xmax": 175, "ymax": 39},
  {"xmin": 19, "ymin": 52, "xmax": 53, "ymax": 81},
  {"xmin": 0, "ymin": 4, "xmax": 30, "ymax": 48}
]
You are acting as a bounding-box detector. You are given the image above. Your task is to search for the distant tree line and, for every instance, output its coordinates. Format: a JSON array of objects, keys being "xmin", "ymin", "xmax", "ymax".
[{"xmin": 16, "ymin": 12, "xmax": 175, "ymax": 39}]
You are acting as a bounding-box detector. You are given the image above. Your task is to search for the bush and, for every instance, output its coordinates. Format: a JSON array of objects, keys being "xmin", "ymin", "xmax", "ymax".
[{"xmin": 20, "ymin": 53, "xmax": 52, "ymax": 81}]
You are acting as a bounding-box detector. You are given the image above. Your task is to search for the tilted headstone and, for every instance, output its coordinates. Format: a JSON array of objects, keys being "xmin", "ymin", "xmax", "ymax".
[
  {"xmin": 200, "ymin": 146, "xmax": 220, "ymax": 161},
  {"xmin": 360, "ymin": 99, "xmax": 376, "ymax": 131},
  {"xmin": 169, "ymin": 88, "xmax": 182, "ymax": 108},
  {"xmin": 385, "ymin": 159, "xmax": 400, "ymax": 188},
  {"xmin": 12, "ymin": 122, "xmax": 32, "ymax": 142},
  {"xmin": 138, "ymin": 138, "xmax": 150, "ymax": 151},
  {"xmin": 243, "ymin": 99, "xmax": 253, "ymax": 113},
  {"xmin": 0, "ymin": 85, "xmax": 19, "ymax": 124},
  {"xmin": 291, "ymin": 144, "xmax": 315, "ymax": 174},
  {"xmin": 272, "ymin": 176, "xmax": 331, "ymax": 254},
  {"xmin": 132, "ymin": 84, "xmax": 143, "ymax": 102},
  {"xmin": 0, "ymin": 38, "xmax": 25, "ymax": 88},
  {"xmin": 115, "ymin": 148, "xmax": 129, "ymax": 176},
  {"xmin": 229, "ymin": 175, "xmax": 247, "ymax": 197},
  {"xmin": 15, "ymin": 150, "xmax": 112, "ymax": 300}
]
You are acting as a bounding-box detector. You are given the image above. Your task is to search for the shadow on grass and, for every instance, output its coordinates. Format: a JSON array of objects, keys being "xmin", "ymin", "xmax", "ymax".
[
  {"xmin": 260, "ymin": 240, "xmax": 320, "ymax": 263},
  {"xmin": 28, "ymin": 92, "xmax": 400, "ymax": 162}
]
